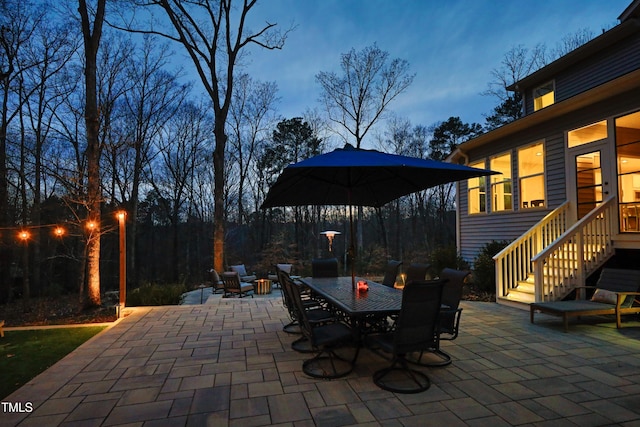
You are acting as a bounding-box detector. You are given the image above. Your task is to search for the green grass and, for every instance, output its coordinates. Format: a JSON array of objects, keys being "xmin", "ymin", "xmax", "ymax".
[{"xmin": 0, "ymin": 326, "xmax": 107, "ymax": 399}]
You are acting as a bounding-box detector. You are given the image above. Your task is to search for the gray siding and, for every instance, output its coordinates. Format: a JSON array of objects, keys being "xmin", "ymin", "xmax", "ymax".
[
  {"xmin": 458, "ymin": 88, "xmax": 640, "ymax": 263},
  {"xmin": 524, "ymin": 32, "xmax": 640, "ymax": 115}
]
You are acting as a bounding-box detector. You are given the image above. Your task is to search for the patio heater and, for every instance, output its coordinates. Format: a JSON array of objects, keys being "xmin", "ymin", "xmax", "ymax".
[{"xmin": 320, "ymin": 230, "xmax": 341, "ymax": 254}]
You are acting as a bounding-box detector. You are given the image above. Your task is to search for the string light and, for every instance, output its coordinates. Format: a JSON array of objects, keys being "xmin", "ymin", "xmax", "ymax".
[
  {"xmin": 54, "ymin": 226, "xmax": 65, "ymax": 237},
  {"xmin": 18, "ymin": 230, "xmax": 30, "ymax": 241}
]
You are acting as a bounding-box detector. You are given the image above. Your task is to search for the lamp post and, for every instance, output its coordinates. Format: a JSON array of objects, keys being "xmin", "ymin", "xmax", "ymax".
[
  {"xmin": 320, "ymin": 230, "xmax": 341, "ymax": 254},
  {"xmin": 18, "ymin": 230, "xmax": 30, "ymax": 301},
  {"xmin": 116, "ymin": 210, "xmax": 127, "ymax": 317}
]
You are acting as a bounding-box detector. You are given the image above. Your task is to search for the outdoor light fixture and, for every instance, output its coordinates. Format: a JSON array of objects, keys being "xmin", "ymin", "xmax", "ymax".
[
  {"xmin": 116, "ymin": 210, "xmax": 127, "ymax": 317},
  {"xmin": 320, "ymin": 230, "xmax": 341, "ymax": 253}
]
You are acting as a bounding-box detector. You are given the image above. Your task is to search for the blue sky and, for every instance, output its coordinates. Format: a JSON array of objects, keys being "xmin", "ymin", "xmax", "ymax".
[{"xmin": 232, "ymin": 1, "xmax": 630, "ymax": 141}]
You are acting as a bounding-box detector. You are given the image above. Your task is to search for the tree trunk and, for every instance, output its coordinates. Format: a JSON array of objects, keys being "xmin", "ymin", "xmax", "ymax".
[{"xmin": 213, "ymin": 123, "xmax": 226, "ymax": 272}]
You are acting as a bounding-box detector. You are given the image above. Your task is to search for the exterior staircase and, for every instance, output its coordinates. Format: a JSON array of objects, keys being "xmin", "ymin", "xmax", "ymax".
[{"xmin": 494, "ymin": 196, "xmax": 617, "ymax": 308}]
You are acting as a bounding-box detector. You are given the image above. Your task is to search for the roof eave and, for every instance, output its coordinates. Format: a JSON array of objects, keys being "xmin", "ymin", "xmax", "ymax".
[
  {"xmin": 507, "ymin": 18, "xmax": 640, "ymax": 92},
  {"xmin": 452, "ymin": 68, "xmax": 640, "ymax": 162}
]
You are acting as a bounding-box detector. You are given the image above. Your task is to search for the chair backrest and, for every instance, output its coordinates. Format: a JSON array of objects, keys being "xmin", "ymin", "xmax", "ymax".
[
  {"xmin": 405, "ymin": 263, "xmax": 430, "ymax": 285},
  {"xmin": 276, "ymin": 263, "xmax": 293, "ymax": 274},
  {"xmin": 596, "ymin": 268, "xmax": 640, "ymax": 293},
  {"xmin": 285, "ymin": 274, "xmax": 315, "ymax": 342},
  {"xmin": 221, "ymin": 271, "xmax": 241, "ymax": 291},
  {"xmin": 230, "ymin": 264, "xmax": 248, "ymax": 277},
  {"xmin": 312, "ymin": 258, "xmax": 339, "ymax": 278},
  {"xmin": 276, "ymin": 266, "xmax": 297, "ymax": 317},
  {"xmin": 210, "ymin": 269, "xmax": 224, "ymax": 289},
  {"xmin": 381, "ymin": 260, "xmax": 403, "ymax": 287},
  {"xmin": 439, "ymin": 268, "xmax": 471, "ymax": 310},
  {"xmin": 393, "ymin": 279, "xmax": 446, "ymax": 354}
]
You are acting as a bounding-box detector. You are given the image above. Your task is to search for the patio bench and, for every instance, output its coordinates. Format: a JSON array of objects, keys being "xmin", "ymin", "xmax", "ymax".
[{"xmin": 530, "ymin": 268, "xmax": 640, "ymax": 332}]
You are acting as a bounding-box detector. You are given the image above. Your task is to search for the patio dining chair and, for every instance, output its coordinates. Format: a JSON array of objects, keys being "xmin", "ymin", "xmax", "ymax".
[
  {"xmin": 367, "ymin": 278, "xmax": 446, "ymax": 393},
  {"xmin": 268, "ymin": 263, "xmax": 293, "ymax": 288},
  {"xmin": 404, "ymin": 263, "xmax": 430, "ymax": 285},
  {"xmin": 288, "ymin": 275, "xmax": 359, "ymax": 379},
  {"xmin": 312, "ymin": 258, "xmax": 339, "ymax": 278},
  {"xmin": 381, "ymin": 260, "xmax": 403, "ymax": 287},
  {"xmin": 407, "ymin": 268, "xmax": 470, "ymax": 366},
  {"xmin": 221, "ymin": 271, "xmax": 254, "ymax": 298},
  {"xmin": 279, "ymin": 268, "xmax": 334, "ymax": 352}
]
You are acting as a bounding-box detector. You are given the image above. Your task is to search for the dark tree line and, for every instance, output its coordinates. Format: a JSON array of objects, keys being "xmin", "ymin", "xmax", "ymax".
[{"xmin": 0, "ymin": 0, "xmax": 600, "ymax": 305}]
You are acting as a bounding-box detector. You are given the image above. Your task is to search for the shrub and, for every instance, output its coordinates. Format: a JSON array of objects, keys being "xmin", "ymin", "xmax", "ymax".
[
  {"xmin": 472, "ymin": 240, "xmax": 511, "ymax": 293},
  {"xmin": 127, "ymin": 283, "xmax": 187, "ymax": 306},
  {"xmin": 428, "ymin": 245, "xmax": 470, "ymax": 276}
]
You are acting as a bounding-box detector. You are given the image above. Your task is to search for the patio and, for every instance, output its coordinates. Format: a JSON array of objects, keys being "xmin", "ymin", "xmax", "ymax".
[{"xmin": 4, "ymin": 291, "xmax": 640, "ymax": 426}]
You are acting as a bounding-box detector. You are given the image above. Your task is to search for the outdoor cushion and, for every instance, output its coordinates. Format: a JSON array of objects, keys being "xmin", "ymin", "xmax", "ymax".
[
  {"xmin": 591, "ymin": 288, "xmax": 617, "ymax": 305},
  {"xmin": 230, "ymin": 264, "xmax": 248, "ymax": 276}
]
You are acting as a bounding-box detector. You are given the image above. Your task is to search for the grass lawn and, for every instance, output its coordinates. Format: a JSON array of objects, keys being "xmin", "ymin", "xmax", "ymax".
[{"xmin": 0, "ymin": 326, "xmax": 107, "ymax": 399}]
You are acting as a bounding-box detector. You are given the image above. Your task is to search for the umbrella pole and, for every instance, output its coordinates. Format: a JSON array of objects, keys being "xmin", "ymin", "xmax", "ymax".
[{"xmin": 349, "ymin": 202, "xmax": 356, "ymax": 291}]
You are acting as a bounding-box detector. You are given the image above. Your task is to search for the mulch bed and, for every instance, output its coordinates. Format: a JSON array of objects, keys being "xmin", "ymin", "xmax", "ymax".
[{"xmin": 0, "ymin": 295, "xmax": 118, "ymax": 327}]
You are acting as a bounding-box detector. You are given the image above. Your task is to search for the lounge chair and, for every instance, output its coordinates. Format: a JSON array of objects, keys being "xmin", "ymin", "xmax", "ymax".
[
  {"xmin": 209, "ymin": 269, "xmax": 225, "ymax": 294},
  {"xmin": 530, "ymin": 268, "xmax": 640, "ymax": 332},
  {"xmin": 221, "ymin": 271, "xmax": 254, "ymax": 298},
  {"xmin": 229, "ymin": 264, "xmax": 257, "ymax": 283}
]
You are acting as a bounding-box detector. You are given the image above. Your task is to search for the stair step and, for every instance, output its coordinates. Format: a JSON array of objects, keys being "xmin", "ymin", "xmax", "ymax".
[{"xmin": 504, "ymin": 289, "xmax": 535, "ymax": 304}]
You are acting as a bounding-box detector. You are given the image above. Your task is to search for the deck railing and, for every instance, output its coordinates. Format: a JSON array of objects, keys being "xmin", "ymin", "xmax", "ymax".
[
  {"xmin": 494, "ymin": 202, "xmax": 570, "ymax": 299},
  {"xmin": 530, "ymin": 196, "xmax": 616, "ymax": 301}
]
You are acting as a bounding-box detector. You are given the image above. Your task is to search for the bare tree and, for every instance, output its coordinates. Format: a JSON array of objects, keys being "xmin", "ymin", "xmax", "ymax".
[
  {"xmin": 118, "ymin": 0, "xmax": 291, "ymax": 273},
  {"xmin": 227, "ymin": 73, "xmax": 278, "ymax": 231},
  {"xmin": 146, "ymin": 101, "xmax": 210, "ymax": 281},
  {"xmin": 316, "ymin": 43, "xmax": 414, "ymax": 149}
]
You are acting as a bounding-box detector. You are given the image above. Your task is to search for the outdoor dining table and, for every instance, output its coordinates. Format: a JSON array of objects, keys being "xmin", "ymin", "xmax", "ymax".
[{"xmin": 298, "ymin": 276, "xmax": 402, "ymax": 339}]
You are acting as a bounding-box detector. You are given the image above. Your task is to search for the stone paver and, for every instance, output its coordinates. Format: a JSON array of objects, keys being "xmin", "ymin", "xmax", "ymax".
[{"xmin": 2, "ymin": 293, "xmax": 640, "ymax": 426}]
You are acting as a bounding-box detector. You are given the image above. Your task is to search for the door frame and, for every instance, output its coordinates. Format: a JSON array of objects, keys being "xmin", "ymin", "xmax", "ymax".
[{"xmin": 565, "ymin": 140, "xmax": 615, "ymax": 224}]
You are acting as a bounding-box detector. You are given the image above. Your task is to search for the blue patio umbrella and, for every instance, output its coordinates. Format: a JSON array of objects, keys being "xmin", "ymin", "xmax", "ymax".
[{"xmin": 261, "ymin": 144, "xmax": 495, "ymax": 287}]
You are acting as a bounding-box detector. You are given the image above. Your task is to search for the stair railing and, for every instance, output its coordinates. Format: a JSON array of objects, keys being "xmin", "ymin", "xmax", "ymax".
[
  {"xmin": 494, "ymin": 202, "xmax": 570, "ymax": 299},
  {"xmin": 531, "ymin": 195, "xmax": 616, "ymax": 302}
]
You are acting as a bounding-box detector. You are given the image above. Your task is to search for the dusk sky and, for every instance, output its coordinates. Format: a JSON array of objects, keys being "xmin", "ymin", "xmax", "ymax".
[{"xmin": 221, "ymin": 0, "xmax": 631, "ymax": 145}]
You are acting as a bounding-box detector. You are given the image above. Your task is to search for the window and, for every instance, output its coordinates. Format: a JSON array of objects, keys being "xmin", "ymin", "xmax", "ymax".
[
  {"xmin": 490, "ymin": 153, "xmax": 512, "ymax": 211},
  {"xmin": 467, "ymin": 160, "xmax": 486, "ymax": 214},
  {"xmin": 533, "ymin": 81, "xmax": 554, "ymax": 111},
  {"xmin": 518, "ymin": 142, "xmax": 545, "ymax": 209},
  {"xmin": 616, "ymin": 111, "xmax": 640, "ymax": 232},
  {"xmin": 568, "ymin": 120, "xmax": 608, "ymax": 148}
]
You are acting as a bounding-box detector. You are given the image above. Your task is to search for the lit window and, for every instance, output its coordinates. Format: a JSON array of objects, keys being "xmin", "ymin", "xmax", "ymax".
[
  {"xmin": 519, "ymin": 142, "xmax": 545, "ymax": 209},
  {"xmin": 467, "ymin": 160, "xmax": 486, "ymax": 214},
  {"xmin": 568, "ymin": 120, "xmax": 608, "ymax": 148},
  {"xmin": 616, "ymin": 110, "xmax": 640, "ymax": 232},
  {"xmin": 533, "ymin": 81, "xmax": 555, "ymax": 111},
  {"xmin": 490, "ymin": 153, "xmax": 512, "ymax": 212}
]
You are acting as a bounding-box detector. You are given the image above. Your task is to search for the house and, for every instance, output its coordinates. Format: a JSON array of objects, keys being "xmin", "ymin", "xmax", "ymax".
[{"xmin": 449, "ymin": 0, "xmax": 640, "ymax": 308}]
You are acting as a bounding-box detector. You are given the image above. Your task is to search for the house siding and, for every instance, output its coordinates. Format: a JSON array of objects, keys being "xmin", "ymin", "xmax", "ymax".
[
  {"xmin": 524, "ymin": 31, "xmax": 640, "ymax": 115},
  {"xmin": 458, "ymin": 88, "xmax": 640, "ymax": 263}
]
